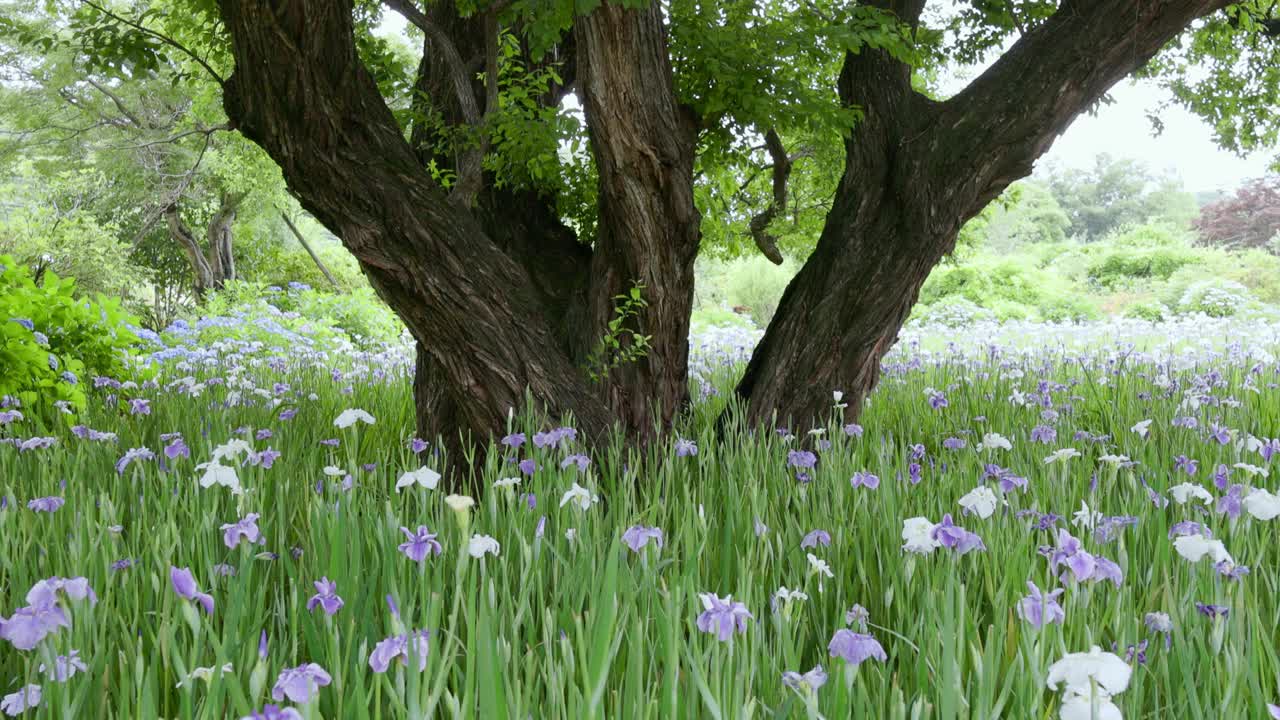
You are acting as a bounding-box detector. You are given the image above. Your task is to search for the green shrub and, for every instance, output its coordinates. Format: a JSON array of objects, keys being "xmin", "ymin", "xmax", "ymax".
[
  {"xmin": 0, "ymin": 255, "xmax": 140, "ymax": 412},
  {"xmin": 1036, "ymin": 295, "xmax": 1100, "ymax": 322},
  {"xmin": 714, "ymin": 255, "xmax": 797, "ymax": 327},
  {"xmin": 987, "ymin": 299, "xmax": 1032, "ymax": 321},
  {"xmin": 1123, "ymin": 301, "xmax": 1169, "ymax": 321},
  {"xmin": 691, "ymin": 306, "xmax": 755, "ymax": 331},
  {"xmin": 1085, "ymin": 247, "xmax": 1197, "ymax": 289}
]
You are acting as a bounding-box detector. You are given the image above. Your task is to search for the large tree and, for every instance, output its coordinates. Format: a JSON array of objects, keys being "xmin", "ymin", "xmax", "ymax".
[{"xmin": 55, "ymin": 0, "xmax": 1280, "ymax": 454}]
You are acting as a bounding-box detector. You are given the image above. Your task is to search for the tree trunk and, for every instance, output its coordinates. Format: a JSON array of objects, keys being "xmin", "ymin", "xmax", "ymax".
[
  {"xmin": 164, "ymin": 204, "xmax": 216, "ymax": 300},
  {"xmin": 206, "ymin": 192, "xmax": 244, "ymax": 289},
  {"xmin": 575, "ymin": 2, "xmax": 701, "ymax": 437},
  {"xmin": 737, "ymin": 0, "xmax": 1232, "ymax": 430}
]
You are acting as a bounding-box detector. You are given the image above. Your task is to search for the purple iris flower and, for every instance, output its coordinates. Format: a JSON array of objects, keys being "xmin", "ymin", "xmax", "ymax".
[
  {"xmin": 696, "ymin": 593, "xmax": 752, "ymax": 642},
  {"xmin": 1261, "ymin": 438, "xmax": 1280, "ymax": 463},
  {"xmin": 908, "ymin": 462, "xmax": 923, "ymax": 484},
  {"xmin": 278, "ymin": 408, "xmax": 298, "ymax": 421},
  {"xmin": 621, "ymin": 525, "xmax": 664, "ymax": 553},
  {"xmin": 560, "ymin": 454, "xmax": 591, "ymax": 471},
  {"xmin": 1212, "ymin": 464, "xmax": 1231, "ymax": 491},
  {"xmin": 271, "ymin": 663, "xmax": 331, "ymax": 703},
  {"xmin": 259, "ymin": 631, "xmax": 269, "ymax": 660},
  {"xmin": 129, "ymin": 398, "xmax": 151, "ymax": 416},
  {"xmin": 1016, "ymin": 581, "xmax": 1065, "ymax": 628},
  {"xmin": 1094, "ymin": 515, "xmax": 1139, "ymax": 545},
  {"xmin": 169, "ymin": 566, "xmax": 215, "ymax": 615},
  {"xmin": 1168, "ymin": 520, "xmax": 1211, "ymax": 539},
  {"xmin": 1217, "ymin": 484, "xmax": 1244, "ymax": 519},
  {"xmin": 114, "ymin": 447, "xmax": 155, "ymax": 475},
  {"xmin": 409, "ymin": 437, "xmax": 430, "ymax": 453},
  {"xmin": 782, "ymin": 666, "xmax": 829, "ymax": 692},
  {"xmin": 306, "ymin": 578, "xmax": 345, "ymax": 616},
  {"xmin": 1195, "ymin": 603, "xmax": 1229, "ymax": 620},
  {"xmin": 1171, "ymin": 415, "xmax": 1198, "ymax": 429},
  {"xmin": 674, "ymin": 438, "xmax": 698, "ymax": 457},
  {"xmin": 1208, "ymin": 424, "xmax": 1231, "ymax": 445},
  {"xmin": 368, "ymin": 630, "xmax": 431, "ymax": 672},
  {"xmin": 926, "ymin": 389, "xmax": 948, "ymax": 409},
  {"xmin": 0, "ymin": 603, "xmax": 69, "ymax": 650},
  {"xmin": 27, "ymin": 496, "xmax": 64, "ymax": 513},
  {"xmin": 850, "ymin": 471, "xmax": 880, "ymax": 489},
  {"xmin": 843, "ymin": 423, "xmax": 863, "ymax": 437},
  {"xmin": 1216, "ymin": 561, "xmax": 1249, "ymax": 581},
  {"xmin": 164, "ymin": 437, "xmax": 190, "ymax": 459},
  {"xmin": 801, "ymin": 529, "xmax": 831, "ymax": 549},
  {"xmin": 1029, "ymin": 425, "xmax": 1056, "ymax": 444},
  {"xmin": 501, "ymin": 433, "xmax": 525, "ymax": 449},
  {"xmin": 319, "ymin": 438, "xmax": 339, "ymax": 447},
  {"xmin": 1174, "ymin": 455, "xmax": 1199, "ymax": 476},
  {"xmin": 257, "ymin": 448, "xmax": 282, "ymax": 469},
  {"xmin": 942, "ymin": 437, "xmax": 967, "ymax": 450},
  {"xmin": 787, "ymin": 450, "xmax": 817, "ymax": 469},
  {"xmin": 828, "ymin": 629, "xmax": 887, "ymax": 665},
  {"xmin": 931, "ymin": 514, "xmax": 985, "ymax": 554},
  {"xmin": 398, "ymin": 526, "xmax": 443, "ymax": 563},
  {"xmin": 221, "ymin": 513, "xmax": 262, "ymax": 549},
  {"xmin": 518, "ymin": 458, "xmax": 537, "ymax": 476}
]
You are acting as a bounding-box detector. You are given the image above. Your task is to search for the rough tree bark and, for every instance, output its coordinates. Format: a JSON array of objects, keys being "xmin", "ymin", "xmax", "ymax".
[
  {"xmin": 736, "ymin": 0, "xmax": 1233, "ymax": 430},
  {"xmin": 575, "ymin": 4, "xmax": 701, "ymax": 437}
]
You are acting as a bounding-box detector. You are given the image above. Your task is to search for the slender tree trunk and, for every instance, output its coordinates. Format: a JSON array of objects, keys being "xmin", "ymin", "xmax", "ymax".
[
  {"xmin": 206, "ymin": 192, "xmax": 243, "ymax": 289},
  {"xmin": 164, "ymin": 204, "xmax": 216, "ymax": 300},
  {"xmin": 279, "ymin": 211, "xmax": 341, "ymax": 289}
]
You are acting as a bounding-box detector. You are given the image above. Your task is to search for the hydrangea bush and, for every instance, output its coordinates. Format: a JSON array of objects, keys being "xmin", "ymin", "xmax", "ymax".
[{"xmin": 0, "ymin": 255, "xmax": 140, "ymax": 413}]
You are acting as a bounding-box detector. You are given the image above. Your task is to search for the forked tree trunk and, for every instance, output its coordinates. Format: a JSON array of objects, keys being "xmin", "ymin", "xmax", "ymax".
[
  {"xmin": 217, "ymin": 0, "xmax": 1229, "ymax": 459},
  {"xmin": 164, "ymin": 194, "xmax": 244, "ymax": 301}
]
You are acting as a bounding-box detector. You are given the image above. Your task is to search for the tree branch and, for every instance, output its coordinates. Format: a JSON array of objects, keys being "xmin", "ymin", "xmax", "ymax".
[
  {"xmin": 937, "ymin": 0, "xmax": 1233, "ymax": 213},
  {"xmin": 112, "ymin": 123, "xmax": 231, "ymax": 150},
  {"xmin": 381, "ymin": 0, "xmax": 486, "ymax": 206},
  {"xmin": 82, "ymin": 0, "xmax": 225, "ymax": 86},
  {"xmin": 747, "ymin": 128, "xmax": 792, "ymax": 265}
]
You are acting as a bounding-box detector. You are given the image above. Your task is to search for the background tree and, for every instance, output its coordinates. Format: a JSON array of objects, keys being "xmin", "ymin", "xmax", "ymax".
[
  {"xmin": 1193, "ymin": 175, "xmax": 1280, "ymax": 251},
  {"xmin": 1044, "ymin": 154, "xmax": 1198, "ymax": 241}
]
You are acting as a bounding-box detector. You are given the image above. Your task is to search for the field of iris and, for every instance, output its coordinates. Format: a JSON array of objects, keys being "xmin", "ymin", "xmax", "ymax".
[{"xmin": 3, "ymin": 315, "xmax": 1280, "ymax": 719}]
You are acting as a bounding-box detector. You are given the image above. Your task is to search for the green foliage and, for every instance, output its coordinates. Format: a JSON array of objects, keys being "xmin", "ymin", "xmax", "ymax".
[
  {"xmin": 1123, "ymin": 300, "xmax": 1169, "ymax": 321},
  {"xmin": 585, "ymin": 283, "xmax": 652, "ymax": 383},
  {"xmin": 1085, "ymin": 244, "xmax": 1198, "ymax": 289},
  {"xmin": 694, "ymin": 255, "xmax": 797, "ymax": 327},
  {"xmin": 0, "ymin": 254, "xmax": 140, "ymax": 412}
]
